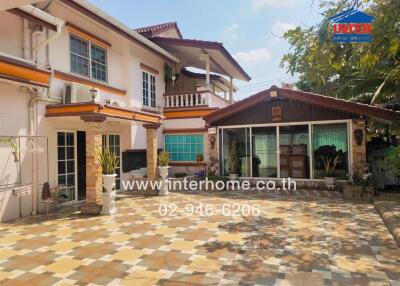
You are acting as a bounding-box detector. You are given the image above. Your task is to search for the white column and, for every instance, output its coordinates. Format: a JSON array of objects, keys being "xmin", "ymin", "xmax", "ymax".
[
  {"xmin": 229, "ymin": 76, "xmax": 233, "ymax": 103},
  {"xmin": 200, "ymin": 53, "xmax": 210, "ymax": 90}
]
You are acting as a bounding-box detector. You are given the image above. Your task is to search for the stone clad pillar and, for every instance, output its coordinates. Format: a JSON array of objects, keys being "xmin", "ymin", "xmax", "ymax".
[
  {"xmin": 351, "ymin": 119, "xmax": 367, "ymax": 174},
  {"xmin": 144, "ymin": 123, "xmax": 160, "ymax": 181},
  {"xmin": 81, "ymin": 115, "xmax": 106, "ymax": 215}
]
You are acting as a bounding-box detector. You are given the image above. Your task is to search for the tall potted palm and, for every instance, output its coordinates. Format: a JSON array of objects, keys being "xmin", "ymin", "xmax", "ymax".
[
  {"xmin": 99, "ymin": 148, "xmax": 118, "ymax": 215},
  {"xmin": 158, "ymin": 151, "xmax": 170, "ymax": 196},
  {"xmin": 314, "ymin": 145, "xmax": 343, "ymax": 189}
]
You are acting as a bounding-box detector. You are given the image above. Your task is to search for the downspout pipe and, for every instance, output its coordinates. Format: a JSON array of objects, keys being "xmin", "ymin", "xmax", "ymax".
[{"xmin": 28, "ymin": 91, "xmax": 41, "ymax": 216}]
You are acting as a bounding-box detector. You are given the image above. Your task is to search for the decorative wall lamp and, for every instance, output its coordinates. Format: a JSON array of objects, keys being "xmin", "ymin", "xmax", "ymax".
[
  {"xmin": 354, "ymin": 129, "xmax": 363, "ymax": 146},
  {"xmin": 90, "ymin": 86, "xmax": 98, "ymax": 102},
  {"xmin": 210, "ymin": 135, "xmax": 216, "ymax": 150}
]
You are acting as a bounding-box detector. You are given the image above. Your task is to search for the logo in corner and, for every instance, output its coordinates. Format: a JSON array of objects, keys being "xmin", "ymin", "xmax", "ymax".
[{"xmin": 330, "ymin": 9, "xmax": 374, "ymax": 43}]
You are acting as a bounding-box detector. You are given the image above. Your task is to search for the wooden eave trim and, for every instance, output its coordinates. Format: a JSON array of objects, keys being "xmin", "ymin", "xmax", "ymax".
[
  {"xmin": 66, "ymin": 22, "xmax": 112, "ymax": 49},
  {"xmin": 45, "ymin": 103, "xmax": 162, "ymax": 124},
  {"xmin": 0, "ymin": 56, "xmax": 51, "ymax": 85},
  {"xmin": 163, "ymin": 128, "xmax": 207, "ymax": 134},
  {"xmin": 204, "ymin": 87, "xmax": 400, "ymax": 124},
  {"xmin": 140, "ymin": 63, "xmax": 159, "ymax": 75},
  {"xmin": 0, "ymin": 74, "xmax": 49, "ymax": 88},
  {"xmin": 8, "ymin": 8, "xmax": 57, "ymax": 31},
  {"xmin": 53, "ymin": 70, "xmax": 126, "ymax": 96}
]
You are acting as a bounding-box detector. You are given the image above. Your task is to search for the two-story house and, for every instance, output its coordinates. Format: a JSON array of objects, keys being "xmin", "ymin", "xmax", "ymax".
[{"xmin": 0, "ymin": 0, "xmax": 249, "ymax": 220}]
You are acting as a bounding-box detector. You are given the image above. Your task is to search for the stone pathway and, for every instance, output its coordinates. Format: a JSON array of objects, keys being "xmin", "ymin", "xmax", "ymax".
[
  {"xmin": 375, "ymin": 193, "xmax": 400, "ymax": 248},
  {"xmin": 0, "ymin": 190, "xmax": 399, "ymax": 285}
]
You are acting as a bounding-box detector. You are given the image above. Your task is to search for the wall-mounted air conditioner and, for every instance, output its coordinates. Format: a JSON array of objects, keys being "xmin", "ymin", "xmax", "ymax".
[{"xmin": 63, "ymin": 82, "xmax": 98, "ymax": 104}]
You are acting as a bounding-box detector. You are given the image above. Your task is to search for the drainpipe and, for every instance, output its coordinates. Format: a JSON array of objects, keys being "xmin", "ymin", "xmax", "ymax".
[
  {"xmin": 28, "ymin": 91, "xmax": 41, "ymax": 216},
  {"xmin": 31, "ymin": 28, "xmax": 43, "ymax": 63},
  {"xmin": 31, "ymin": 21, "xmax": 64, "ymax": 64},
  {"xmin": 22, "ymin": 19, "xmax": 31, "ymax": 60}
]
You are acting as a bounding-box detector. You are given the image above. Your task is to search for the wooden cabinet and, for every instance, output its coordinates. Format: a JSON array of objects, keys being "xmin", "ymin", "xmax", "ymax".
[{"xmin": 280, "ymin": 144, "xmax": 308, "ymax": 178}]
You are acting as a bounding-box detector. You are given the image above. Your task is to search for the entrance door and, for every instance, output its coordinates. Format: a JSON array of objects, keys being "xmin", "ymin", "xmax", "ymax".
[
  {"xmin": 102, "ymin": 134, "xmax": 121, "ymax": 190},
  {"xmin": 57, "ymin": 131, "xmax": 76, "ymax": 201},
  {"xmin": 77, "ymin": 131, "xmax": 86, "ymax": 200}
]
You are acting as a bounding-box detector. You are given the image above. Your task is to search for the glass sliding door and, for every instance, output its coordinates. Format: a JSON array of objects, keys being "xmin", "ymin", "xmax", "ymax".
[
  {"xmin": 279, "ymin": 125, "xmax": 309, "ymax": 178},
  {"xmin": 313, "ymin": 123, "xmax": 348, "ymax": 179},
  {"xmin": 252, "ymin": 127, "xmax": 277, "ymax": 177},
  {"xmin": 221, "ymin": 128, "xmax": 250, "ymax": 177},
  {"xmin": 57, "ymin": 131, "xmax": 76, "ymax": 201}
]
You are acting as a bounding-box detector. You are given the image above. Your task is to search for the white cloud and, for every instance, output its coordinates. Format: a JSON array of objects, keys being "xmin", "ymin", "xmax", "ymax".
[
  {"xmin": 223, "ymin": 23, "xmax": 240, "ymax": 40},
  {"xmin": 271, "ymin": 21, "xmax": 296, "ymax": 37},
  {"xmin": 251, "ymin": 0, "xmax": 295, "ymax": 10},
  {"xmin": 234, "ymin": 48, "xmax": 271, "ymax": 66}
]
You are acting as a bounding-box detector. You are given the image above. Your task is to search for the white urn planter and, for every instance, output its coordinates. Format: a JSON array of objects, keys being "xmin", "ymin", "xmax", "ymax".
[
  {"xmin": 101, "ymin": 174, "xmax": 117, "ymax": 215},
  {"xmin": 229, "ymin": 173, "xmax": 239, "ymax": 180},
  {"xmin": 325, "ymin": 176, "xmax": 336, "ymax": 190},
  {"xmin": 158, "ymin": 166, "xmax": 170, "ymax": 196}
]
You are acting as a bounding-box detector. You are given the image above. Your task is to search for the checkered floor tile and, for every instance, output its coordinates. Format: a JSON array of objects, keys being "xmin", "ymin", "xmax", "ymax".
[{"xmin": 0, "ymin": 190, "xmax": 399, "ymax": 285}]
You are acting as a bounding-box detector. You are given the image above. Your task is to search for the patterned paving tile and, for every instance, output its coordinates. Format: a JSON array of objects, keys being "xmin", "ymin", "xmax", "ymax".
[{"xmin": 0, "ymin": 190, "xmax": 399, "ymax": 285}]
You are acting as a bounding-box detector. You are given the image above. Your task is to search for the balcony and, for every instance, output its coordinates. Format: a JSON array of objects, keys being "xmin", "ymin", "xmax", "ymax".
[{"xmin": 164, "ymin": 90, "xmax": 230, "ymax": 109}]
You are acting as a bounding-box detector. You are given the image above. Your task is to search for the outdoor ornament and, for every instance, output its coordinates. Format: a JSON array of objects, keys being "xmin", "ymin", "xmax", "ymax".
[
  {"xmin": 354, "ymin": 129, "xmax": 363, "ymax": 146},
  {"xmin": 90, "ymin": 86, "xmax": 98, "ymax": 102},
  {"xmin": 210, "ymin": 135, "xmax": 216, "ymax": 149}
]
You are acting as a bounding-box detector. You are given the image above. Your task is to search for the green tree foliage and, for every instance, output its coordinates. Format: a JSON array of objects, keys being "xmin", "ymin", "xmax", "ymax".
[{"xmin": 281, "ymin": 0, "xmax": 400, "ymax": 103}]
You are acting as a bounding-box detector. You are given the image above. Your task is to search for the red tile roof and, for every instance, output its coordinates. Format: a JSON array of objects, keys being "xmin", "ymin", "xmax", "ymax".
[
  {"xmin": 135, "ymin": 22, "xmax": 183, "ymax": 39},
  {"xmin": 203, "ymin": 86, "xmax": 400, "ymax": 124}
]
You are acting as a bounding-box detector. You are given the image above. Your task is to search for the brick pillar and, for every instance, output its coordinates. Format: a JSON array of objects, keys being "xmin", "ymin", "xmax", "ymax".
[
  {"xmin": 207, "ymin": 131, "xmax": 219, "ymax": 175},
  {"xmin": 351, "ymin": 119, "xmax": 367, "ymax": 174},
  {"xmin": 81, "ymin": 115, "xmax": 106, "ymax": 215},
  {"xmin": 144, "ymin": 124, "xmax": 160, "ymax": 181}
]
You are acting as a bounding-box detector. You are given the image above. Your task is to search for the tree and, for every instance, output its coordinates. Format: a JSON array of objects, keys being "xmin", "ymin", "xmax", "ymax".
[{"xmin": 281, "ymin": 0, "xmax": 400, "ymax": 104}]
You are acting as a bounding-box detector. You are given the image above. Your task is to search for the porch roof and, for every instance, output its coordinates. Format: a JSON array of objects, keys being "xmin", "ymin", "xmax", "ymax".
[
  {"xmin": 151, "ymin": 37, "xmax": 251, "ymax": 82},
  {"xmin": 204, "ymin": 86, "xmax": 400, "ymax": 124},
  {"xmin": 45, "ymin": 102, "xmax": 163, "ymax": 124}
]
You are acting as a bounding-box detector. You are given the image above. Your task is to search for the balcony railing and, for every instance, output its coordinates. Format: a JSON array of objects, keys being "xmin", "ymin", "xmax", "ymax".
[{"xmin": 164, "ymin": 90, "xmax": 230, "ymax": 109}]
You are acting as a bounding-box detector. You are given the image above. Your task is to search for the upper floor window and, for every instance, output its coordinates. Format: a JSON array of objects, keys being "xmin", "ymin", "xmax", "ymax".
[
  {"xmin": 70, "ymin": 35, "xmax": 107, "ymax": 82},
  {"xmin": 142, "ymin": 71, "xmax": 156, "ymax": 108}
]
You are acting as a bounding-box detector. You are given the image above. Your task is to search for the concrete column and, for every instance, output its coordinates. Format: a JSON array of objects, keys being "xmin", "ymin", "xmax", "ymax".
[
  {"xmin": 144, "ymin": 123, "xmax": 160, "ymax": 181},
  {"xmin": 229, "ymin": 76, "xmax": 233, "ymax": 103},
  {"xmin": 80, "ymin": 115, "xmax": 105, "ymax": 215}
]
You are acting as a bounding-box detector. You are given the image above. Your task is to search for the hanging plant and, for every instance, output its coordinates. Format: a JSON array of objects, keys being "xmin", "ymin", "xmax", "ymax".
[
  {"xmin": 0, "ymin": 137, "xmax": 19, "ymax": 162},
  {"xmin": 164, "ymin": 64, "xmax": 173, "ymax": 83}
]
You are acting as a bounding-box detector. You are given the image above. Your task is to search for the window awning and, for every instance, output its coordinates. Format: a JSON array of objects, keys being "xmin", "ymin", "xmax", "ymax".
[
  {"xmin": 46, "ymin": 102, "xmax": 163, "ymax": 124},
  {"xmin": 151, "ymin": 37, "xmax": 251, "ymax": 82}
]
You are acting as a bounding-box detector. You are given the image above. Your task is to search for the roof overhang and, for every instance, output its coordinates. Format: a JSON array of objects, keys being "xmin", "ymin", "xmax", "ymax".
[
  {"xmin": 152, "ymin": 37, "xmax": 251, "ymax": 81},
  {"xmin": 46, "ymin": 102, "xmax": 163, "ymax": 124},
  {"xmin": 0, "ymin": 54, "xmax": 51, "ymax": 88},
  {"xmin": 0, "ymin": 0, "xmax": 43, "ymax": 11},
  {"xmin": 204, "ymin": 86, "xmax": 400, "ymax": 124},
  {"xmin": 181, "ymin": 68, "xmax": 238, "ymax": 92}
]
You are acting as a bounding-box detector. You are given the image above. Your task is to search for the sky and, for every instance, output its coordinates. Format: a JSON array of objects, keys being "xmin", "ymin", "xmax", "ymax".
[{"xmin": 88, "ymin": 0, "xmax": 323, "ymax": 100}]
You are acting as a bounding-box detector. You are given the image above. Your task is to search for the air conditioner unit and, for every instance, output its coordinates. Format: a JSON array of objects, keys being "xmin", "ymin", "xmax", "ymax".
[{"xmin": 63, "ymin": 82, "xmax": 98, "ymax": 104}]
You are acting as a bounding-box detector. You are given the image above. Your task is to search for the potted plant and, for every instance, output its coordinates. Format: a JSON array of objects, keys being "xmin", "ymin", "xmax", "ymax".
[
  {"xmin": 98, "ymin": 148, "xmax": 118, "ymax": 215},
  {"xmin": 158, "ymin": 151, "xmax": 170, "ymax": 196},
  {"xmin": 228, "ymin": 143, "xmax": 239, "ymax": 180},
  {"xmin": 314, "ymin": 145, "xmax": 343, "ymax": 189}
]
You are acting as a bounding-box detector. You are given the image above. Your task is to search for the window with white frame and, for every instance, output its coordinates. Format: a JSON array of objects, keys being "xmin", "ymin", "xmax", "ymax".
[
  {"xmin": 70, "ymin": 34, "xmax": 107, "ymax": 82},
  {"xmin": 142, "ymin": 71, "xmax": 156, "ymax": 108}
]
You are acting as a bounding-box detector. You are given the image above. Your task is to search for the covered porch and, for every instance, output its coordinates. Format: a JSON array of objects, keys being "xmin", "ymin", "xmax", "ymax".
[
  {"xmin": 204, "ymin": 86, "xmax": 400, "ymax": 185},
  {"xmin": 45, "ymin": 102, "xmax": 163, "ymax": 214}
]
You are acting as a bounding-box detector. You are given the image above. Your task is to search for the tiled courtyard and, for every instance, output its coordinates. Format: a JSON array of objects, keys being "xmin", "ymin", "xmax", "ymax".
[{"xmin": 0, "ymin": 190, "xmax": 399, "ymax": 286}]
